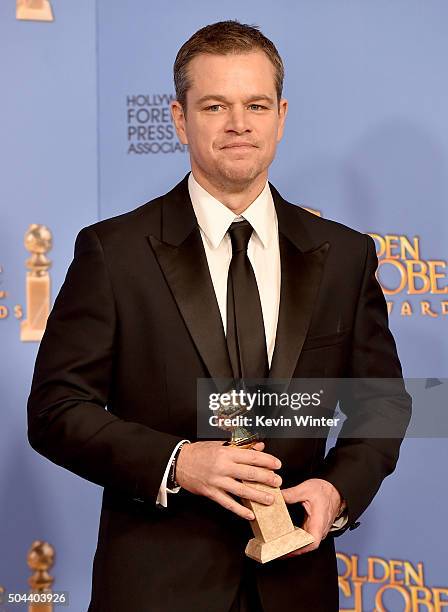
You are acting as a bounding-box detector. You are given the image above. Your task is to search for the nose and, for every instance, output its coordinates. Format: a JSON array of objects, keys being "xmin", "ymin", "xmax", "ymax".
[{"xmin": 225, "ymin": 105, "xmax": 251, "ymax": 135}]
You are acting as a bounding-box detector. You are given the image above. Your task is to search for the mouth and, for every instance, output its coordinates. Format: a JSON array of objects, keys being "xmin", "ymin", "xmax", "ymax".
[{"xmin": 220, "ymin": 143, "xmax": 257, "ymax": 151}]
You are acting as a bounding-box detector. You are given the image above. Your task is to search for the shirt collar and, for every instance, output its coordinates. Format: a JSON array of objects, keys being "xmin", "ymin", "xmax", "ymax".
[{"xmin": 188, "ymin": 172, "xmax": 276, "ymax": 249}]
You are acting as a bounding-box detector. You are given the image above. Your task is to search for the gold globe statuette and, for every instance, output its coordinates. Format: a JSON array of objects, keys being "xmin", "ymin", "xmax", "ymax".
[
  {"xmin": 27, "ymin": 540, "xmax": 55, "ymax": 612},
  {"xmin": 217, "ymin": 391, "xmax": 314, "ymax": 563},
  {"xmin": 21, "ymin": 224, "xmax": 53, "ymax": 342}
]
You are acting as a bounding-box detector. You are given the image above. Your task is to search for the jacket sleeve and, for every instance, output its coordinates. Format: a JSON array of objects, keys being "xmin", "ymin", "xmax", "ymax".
[
  {"xmin": 27, "ymin": 227, "xmax": 184, "ymax": 503},
  {"xmin": 316, "ymin": 234, "xmax": 412, "ymax": 529}
]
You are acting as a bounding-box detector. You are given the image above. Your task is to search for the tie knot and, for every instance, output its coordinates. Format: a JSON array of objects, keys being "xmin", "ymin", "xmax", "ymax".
[{"xmin": 228, "ymin": 219, "xmax": 253, "ymax": 253}]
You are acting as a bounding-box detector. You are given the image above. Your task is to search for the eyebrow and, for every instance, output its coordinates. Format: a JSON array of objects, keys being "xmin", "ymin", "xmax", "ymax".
[{"xmin": 195, "ymin": 94, "xmax": 276, "ymax": 106}]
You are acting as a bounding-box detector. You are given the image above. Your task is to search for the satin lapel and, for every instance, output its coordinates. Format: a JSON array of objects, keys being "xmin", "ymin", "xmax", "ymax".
[
  {"xmin": 269, "ymin": 183, "xmax": 330, "ymax": 382},
  {"xmin": 148, "ymin": 228, "xmax": 233, "ymax": 381},
  {"xmin": 269, "ymin": 235, "xmax": 329, "ymax": 380}
]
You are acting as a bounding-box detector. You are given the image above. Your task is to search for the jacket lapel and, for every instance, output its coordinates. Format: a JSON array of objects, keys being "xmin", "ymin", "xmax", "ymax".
[
  {"xmin": 148, "ymin": 176, "xmax": 233, "ymax": 381},
  {"xmin": 269, "ymin": 184, "xmax": 330, "ymax": 381}
]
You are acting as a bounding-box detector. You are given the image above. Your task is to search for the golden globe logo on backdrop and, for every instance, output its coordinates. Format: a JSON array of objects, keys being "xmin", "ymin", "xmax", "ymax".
[
  {"xmin": 338, "ymin": 552, "xmax": 448, "ymax": 611},
  {"xmin": 371, "ymin": 234, "xmax": 448, "ymax": 318},
  {"xmin": 0, "ymin": 224, "xmax": 52, "ymax": 342}
]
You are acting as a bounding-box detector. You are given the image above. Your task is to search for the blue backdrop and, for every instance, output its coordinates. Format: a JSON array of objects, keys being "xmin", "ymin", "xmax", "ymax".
[{"xmin": 1, "ymin": 1, "xmax": 447, "ymax": 610}]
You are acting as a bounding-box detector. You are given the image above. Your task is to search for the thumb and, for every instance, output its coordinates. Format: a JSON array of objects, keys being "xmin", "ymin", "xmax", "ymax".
[{"xmin": 281, "ymin": 482, "xmax": 309, "ymax": 505}]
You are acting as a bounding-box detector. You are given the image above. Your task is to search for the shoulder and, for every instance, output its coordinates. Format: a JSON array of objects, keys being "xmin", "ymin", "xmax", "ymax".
[
  {"xmin": 74, "ymin": 175, "xmax": 190, "ymax": 252},
  {"xmin": 78, "ymin": 195, "xmax": 163, "ymax": 246},
  {"xmin": 291, "ymin": 200, "xmax": 367, "ymax": 243},
  {"xmin": 271, "ymin": 183, "xmax": 372, "ymax": 257}
]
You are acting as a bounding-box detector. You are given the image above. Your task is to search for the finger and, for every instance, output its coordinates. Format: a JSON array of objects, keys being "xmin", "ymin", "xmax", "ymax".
[
  {"xmin": 221, "ymin": 477, "xmax": 276, "ymax": 506},
  {"xmin": 281, "ymin": 483, "xmax": 309, "ymax": 505},
  {"xmin": 230, "ymin": 447, "xmax": 282, "ymax": 470},
  {"xmin": 300, "ymin": 513, "xmax": 324, "ymax": 550},
  {"xmin": 231, "ymin": 465, "xmax": 282, "ymax": 488},
  {"xmin": 210, "ymin": 489, "xmax": 255, "ymax": 520}
]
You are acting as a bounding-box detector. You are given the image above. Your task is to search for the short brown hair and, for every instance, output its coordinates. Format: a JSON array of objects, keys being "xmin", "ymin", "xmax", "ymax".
[{"xmin": 174, "ymin": 20, "xmax": 284, "ymax": 111}]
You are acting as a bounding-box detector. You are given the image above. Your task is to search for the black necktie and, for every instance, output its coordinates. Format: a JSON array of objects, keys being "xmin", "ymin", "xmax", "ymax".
[{"xmin": 226, "ymin": 220, "xmax": 269, "ymax": 382}]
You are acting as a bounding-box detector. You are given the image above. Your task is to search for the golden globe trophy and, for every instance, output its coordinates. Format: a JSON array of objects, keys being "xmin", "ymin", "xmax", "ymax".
[
  {"xmin": 27, "ymin": 540, "xmax": 55, "ymax": 612},
  {"xmin": 21, "ymin": 224, "xmax": 52, "ymax": 342},
  {"xmin": 217, "ymin": 392, "xmax": 314, "ymax": 563},
  {"xmin": 16, "ymin": 0, "xmax": 54, "ymax": 22}
]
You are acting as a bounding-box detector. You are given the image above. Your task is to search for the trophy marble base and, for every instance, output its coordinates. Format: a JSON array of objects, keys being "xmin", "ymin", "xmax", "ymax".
[
  {"xmin": 242, "ymin": 481, "xmax": 314, "ymax": 564},
  {"xmin": 245, "ymin": 526, "xmax": 314, "ymax": 564},
  {"xmin": 17, "ymin": 1, "xmax": 54, "ymax": 22}
]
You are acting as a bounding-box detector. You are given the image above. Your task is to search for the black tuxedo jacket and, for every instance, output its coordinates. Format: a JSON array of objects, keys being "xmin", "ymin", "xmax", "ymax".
[{"xmin": 27, "ymin": 175, "xmax": 411, "ymax": 612}]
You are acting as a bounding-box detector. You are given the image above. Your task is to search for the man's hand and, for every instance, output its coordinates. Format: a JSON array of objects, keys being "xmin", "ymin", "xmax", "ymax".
[
  {"xmin": 281, "ymin": 478, "xmax": 342, "ymax": 556},
  {"xmin": 175, "ymin": 441, "xmax": 282, "ymax": 520}
]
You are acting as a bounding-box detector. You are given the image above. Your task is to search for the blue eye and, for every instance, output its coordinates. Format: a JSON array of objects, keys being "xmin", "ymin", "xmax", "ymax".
[
  {"xmin": 249, "ymin": 104, "xmax": 264, "ymax": 111},
  {"xmin": 207, "ymin": 105, "xmax": 221, "ymax": 112}
]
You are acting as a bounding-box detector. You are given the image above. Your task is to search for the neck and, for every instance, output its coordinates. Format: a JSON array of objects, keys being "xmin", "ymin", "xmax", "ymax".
[{"xmin": 190, "ymin": 167, "xmax": 268, "ymax": 215}]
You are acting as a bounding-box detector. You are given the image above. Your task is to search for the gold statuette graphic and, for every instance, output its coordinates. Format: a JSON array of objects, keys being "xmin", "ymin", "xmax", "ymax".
[
  {"xmin": 16, "ymin": 0, "xmax": 54, "ymax": 22},
  {"xmin": 28, "ymin": 540, "xmax": 55, "ymax": 612},
  {"xmin": 218, "ymin": 393, "xmax": 314, "ymax": 563},
  {"xmin": 21, "ymin": 224, "xmax": 52, "ymax": 342}
]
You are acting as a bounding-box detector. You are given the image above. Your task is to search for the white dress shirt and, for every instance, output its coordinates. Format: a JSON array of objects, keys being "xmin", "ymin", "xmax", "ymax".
[
  {"xmin": 156, "ymin": 172, "xmax": 280, "ymax": 506},
  {"xmin": 156, "ymin": 173, "xmax": 347, "ymax": 531}
]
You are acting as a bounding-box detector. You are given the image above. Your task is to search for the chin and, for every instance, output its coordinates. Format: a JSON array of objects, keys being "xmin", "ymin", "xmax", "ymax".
[{"xmin": 219, "ymin": 163, "xmax": 262, "ymax": 186}]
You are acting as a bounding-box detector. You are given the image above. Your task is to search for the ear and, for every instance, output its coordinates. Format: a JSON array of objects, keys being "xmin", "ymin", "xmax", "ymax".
[
  {"xmin": 276, "ymin": 98, "xmax": 288, "ymax": 143},
  {"xmin": 171, "ymin": 101, "xmax": 188, "ymax": 145}
]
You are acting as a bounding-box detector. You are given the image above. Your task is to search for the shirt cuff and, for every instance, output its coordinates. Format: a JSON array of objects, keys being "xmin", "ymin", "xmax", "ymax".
[
  {"xmin": 156, "ymin": 440, "xmax": 190, "ymax": 507},
  {"xmin": 329, "ymin": 509, "xmax": 349, "ymax": 532}
]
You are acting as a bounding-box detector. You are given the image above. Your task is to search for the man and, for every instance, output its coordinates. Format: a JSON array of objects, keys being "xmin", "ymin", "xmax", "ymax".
[{"xmin": 27, "ymin": 20, "xmax": 411, "ymax": 612}]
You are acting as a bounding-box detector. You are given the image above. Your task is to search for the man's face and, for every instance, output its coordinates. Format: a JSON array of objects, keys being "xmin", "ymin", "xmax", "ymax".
[{"xmin": 171, "ymin": 51, "xmax": 288, "ymax": 191}]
